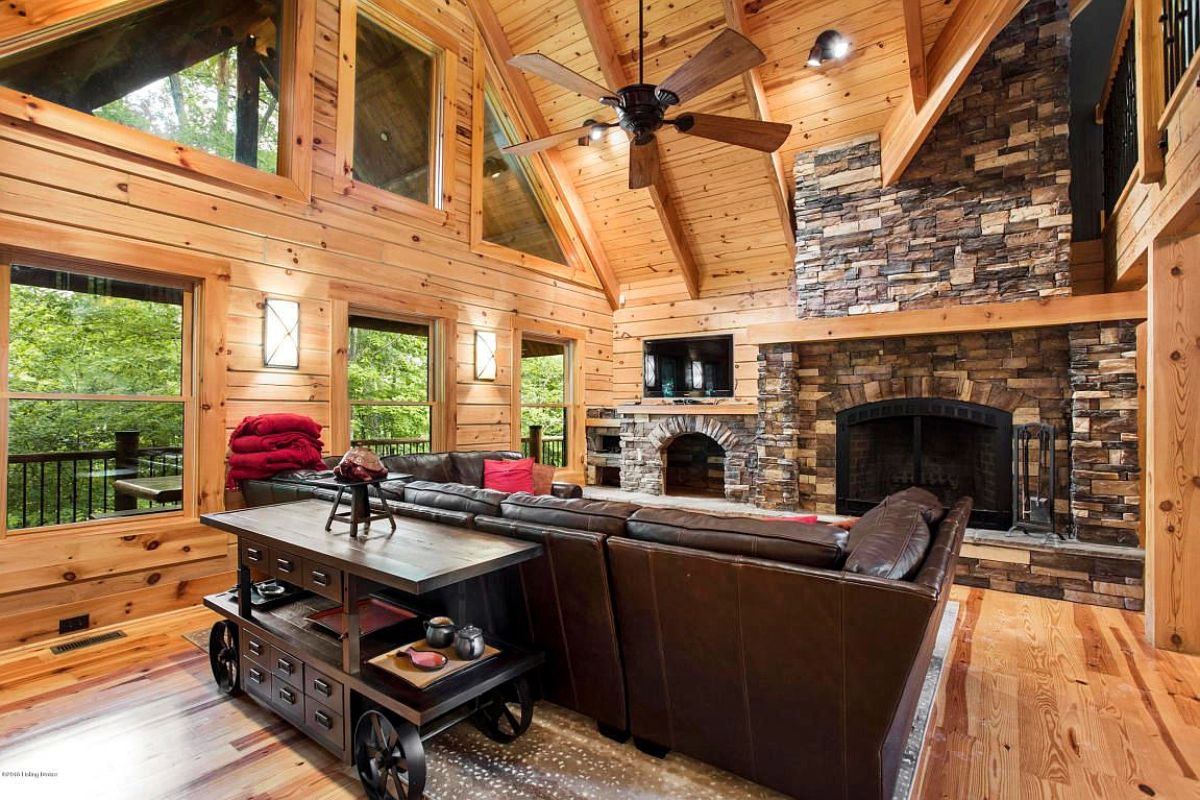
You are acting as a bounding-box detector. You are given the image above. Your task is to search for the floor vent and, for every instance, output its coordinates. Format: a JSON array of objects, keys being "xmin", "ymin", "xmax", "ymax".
[{"xmin": 50, "ymin": 630, "xmax": 126, "ymax": 655}]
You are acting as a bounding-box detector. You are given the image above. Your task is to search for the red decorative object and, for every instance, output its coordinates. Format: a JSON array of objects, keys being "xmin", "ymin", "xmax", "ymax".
[
  {"xmin": 484, "ymin": 457, "xmax": 535, "ymax": 493},
  {"xmin": 532, "ymin": 462, "xmax": 556, "ymax": 495},
  {"xmin": 227, "ymin": 413, "xmax": 326, "ymax": 489},
  {"xmin": 334, "ymin": 446, "xmax": 388, "ymax": 481},
  {"xmin": 773, "ymin": 515, "xmax": 819, "ymax": 524},
  {"xmin": 306, "ymin": 597, "xmax": 416, "ymax": 636},
  {"xmin": 230, "ymin": 413, "xmax": 323, "ymax": 440}
]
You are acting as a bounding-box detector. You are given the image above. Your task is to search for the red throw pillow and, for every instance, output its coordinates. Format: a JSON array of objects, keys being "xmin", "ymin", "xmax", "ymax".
[
  {"xmin": 532, "ymin": 463, "xmax": 556, "ymax": 496},
  {"xmin": 773, "ymin": 515, "xmax": 819, "ymax": 524},
  {"xmin": 483, "ymin": 458, "xmax": 535, "ymax": 493}
]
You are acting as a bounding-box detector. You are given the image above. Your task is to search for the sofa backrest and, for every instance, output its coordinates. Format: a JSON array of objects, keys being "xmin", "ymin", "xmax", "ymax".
[
  {"xmin": 380, "ymin": 452, "xmax": 455, "ymax": 483},
  {"xmin": 402, "ymin": 480, "xmax": 506, "ymax": 517},
  {"xmin": 498, "ymin": 493, "xmax": 639, "ymax": 537},
  {"xmin": 625, "ymin": 507, "xmax": 848, "ymax": 569},
  {"xmin": 842, "ymin": 487, "xmax": 946, "ymax": 580},
  {"xmin": 450, "ymin": 450, "xmax": 523, "ymax": 487}
]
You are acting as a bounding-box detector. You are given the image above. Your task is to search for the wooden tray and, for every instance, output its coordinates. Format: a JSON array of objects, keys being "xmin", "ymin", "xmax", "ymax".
[
  {"xmin": 304, "ymin": 597, "xmax": 416, "ymax": 636},
  {"xmin": 367, "ymin": 640, "xmax": 499, "ymax": 689}
]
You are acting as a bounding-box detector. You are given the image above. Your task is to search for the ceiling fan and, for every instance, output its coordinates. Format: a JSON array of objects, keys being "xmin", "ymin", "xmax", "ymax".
[{"xmin": 502, "ymin": 1, "xmax": 792, "ymax": 191}]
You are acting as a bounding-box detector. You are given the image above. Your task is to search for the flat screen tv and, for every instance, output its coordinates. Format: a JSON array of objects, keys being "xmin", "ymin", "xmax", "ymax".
[{"xmin": 643, "ymin": 335, "xmax": 734, "ymax": 398}]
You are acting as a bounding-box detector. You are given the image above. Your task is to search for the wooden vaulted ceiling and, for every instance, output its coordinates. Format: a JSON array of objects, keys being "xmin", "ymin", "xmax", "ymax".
[{"xmin": 477, "ymin": 0, "xmax": 1003, "ymax": 303}]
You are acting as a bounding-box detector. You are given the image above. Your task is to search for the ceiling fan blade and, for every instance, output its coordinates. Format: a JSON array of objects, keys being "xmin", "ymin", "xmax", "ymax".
[
  {"xmin": 628, "ymin": 137, "xmax": 661, "ymax": 191},
  {"xmin": 655, "ymin": 29, "xmax": 766, "ymax": 105},
  {"xmin": 675, "ymin": 113, "xmax": 791, "ymax": 152},
  {"xmin": 508, "ymin": 54, "xmax": 615, "ymax": 102},
  {"xmin": 502, "ymin": 125, "xmax": 595, "ymax": 157}
]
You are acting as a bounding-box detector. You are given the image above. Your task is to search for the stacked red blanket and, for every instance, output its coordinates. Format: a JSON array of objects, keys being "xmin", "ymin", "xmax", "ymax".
[{"xmin": 227, "ymin": 413, "xmax": 326, "ymax": 489}]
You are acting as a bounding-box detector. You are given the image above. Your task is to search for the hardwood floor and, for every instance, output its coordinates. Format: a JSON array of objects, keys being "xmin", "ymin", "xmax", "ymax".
[{"xmin": 0, "ymin": 588, "xmax": 1197, "ymax": 799}]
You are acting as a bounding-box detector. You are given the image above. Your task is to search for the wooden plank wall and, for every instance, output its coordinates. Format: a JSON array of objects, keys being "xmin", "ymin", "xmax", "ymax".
[{"xmin": 0, "ymin": 0, "xmax": 613, "ymax": 649}]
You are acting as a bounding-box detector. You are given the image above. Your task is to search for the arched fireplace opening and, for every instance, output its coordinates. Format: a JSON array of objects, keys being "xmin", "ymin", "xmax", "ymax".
[
  {"xmin": 836, "ymin": 398, "xmax": 1013, "ymax": 529},
  {"xmin": 664, "ymin": 433, "xmax": 725, "ymax": 497}
]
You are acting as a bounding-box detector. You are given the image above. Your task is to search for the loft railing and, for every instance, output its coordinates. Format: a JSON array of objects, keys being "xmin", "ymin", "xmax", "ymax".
[
  {"xmin": 1102, "ymin": 18, "xmax": 1139, "ymax": 214},
  {"xmin": 6, "ymin": 445, "xmax": 183, "ymax": 530},
  {"xmin": 1162, "ymin": 0, "xmax": 1200, "ymax": 102}
]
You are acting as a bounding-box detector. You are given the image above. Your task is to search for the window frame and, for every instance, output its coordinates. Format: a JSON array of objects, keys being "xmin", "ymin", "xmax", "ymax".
[
  {"xmin": 469, "ymin": 35, "xmax": 599, "ymax": 287},
  {"xmin": 329, "ymin": 289, "xmax": 457, "ymax": 456},
  {"xmin": 334, "ymin": 0, "xmax": 457, "ymax": 226},
  {"xmin": 0, "ymin": 0, "xmax": 316, "ymax": 202},
  {"xmin": 0, "ymin": 253, "xmax": 206, "ymax": 538},
  {"xmin": 510, "ymin": 318, "xmax": 586, "ymax": 480}
]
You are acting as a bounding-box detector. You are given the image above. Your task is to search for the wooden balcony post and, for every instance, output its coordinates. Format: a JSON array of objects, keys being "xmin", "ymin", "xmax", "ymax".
[
  {"xmin": 114, "ymin": 430, "xmax": 140, "ymax": 511},
  {"xmin": 528, "ymin": 425, "xmax": 543, "ymax": 464},
  {"xmin": 1135, "ymin": 0, "xmax": 1166, "ymax": 182}
]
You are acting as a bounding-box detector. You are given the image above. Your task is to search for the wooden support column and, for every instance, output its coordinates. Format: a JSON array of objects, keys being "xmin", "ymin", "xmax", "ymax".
[
  {"xmin": 573, "ymin": 0, "xmax": 702, "ymax": 299},
  {"xmin": 235, "ymin": 37, "xmax": 261, "ymax": 168},
  {"xmin": 1134, "ymin": 0, "xmax": 1165, "ymax": 183},
  {"xmin": 1145, "ymin": 234, "xmax": 1200, "ymax": 652},
  {"xmin": 902, "ymin": 0, "xmax": 928, "ymax": 109}
]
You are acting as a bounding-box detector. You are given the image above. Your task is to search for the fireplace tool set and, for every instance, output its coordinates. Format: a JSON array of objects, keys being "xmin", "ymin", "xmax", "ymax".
[{"xmin": 1011, "ymin": 423, "xmax": 1058, "ymax": 537}]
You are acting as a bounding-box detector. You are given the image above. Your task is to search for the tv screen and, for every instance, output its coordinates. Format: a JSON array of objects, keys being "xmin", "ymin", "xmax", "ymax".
[{"xmin": 643, "ymin": 335, "xmax": 734, "ymax": 398}]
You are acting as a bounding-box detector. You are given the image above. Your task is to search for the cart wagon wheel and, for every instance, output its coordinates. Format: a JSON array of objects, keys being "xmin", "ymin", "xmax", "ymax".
[
  {"xmin": 471, "ymin": 676, "xmax": 533, "ymax": 744},
  {"xmin": 208, "ymin": 620, "xmax": 241, "ymax": 696},
  {"xmin": 354, "ymin": 709, "xmax": 426, "ymax": 800}
]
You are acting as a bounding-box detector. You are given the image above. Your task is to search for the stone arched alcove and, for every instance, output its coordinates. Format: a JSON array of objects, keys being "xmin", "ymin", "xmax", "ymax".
[{"xmin": 620, "ymin": 414, "xmax": 757, "ymax": 502}]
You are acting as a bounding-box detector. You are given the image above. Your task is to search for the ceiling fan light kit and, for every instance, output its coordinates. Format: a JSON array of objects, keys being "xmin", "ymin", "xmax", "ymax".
[
  {"xmin": 807, "ymin": 29, "xmax": 851, "ymax": 67},
  {"xmin": 503, "ymin": 0, "xmax": 793, "ymax": 191}
]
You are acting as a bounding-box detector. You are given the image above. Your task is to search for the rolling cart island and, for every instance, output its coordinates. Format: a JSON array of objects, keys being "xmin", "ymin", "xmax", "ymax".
[{"xmin": 200, "ymin": 500, "xmax": 545, "ymax": 800}]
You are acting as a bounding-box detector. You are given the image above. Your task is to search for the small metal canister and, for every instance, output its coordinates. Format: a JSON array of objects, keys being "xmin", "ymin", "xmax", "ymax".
[
  {"xmin": 425, "ymin": 616, "xmax": 456, "ymax": 648},
  {"xmin": 454, "ymin": 625, "xmax": 486, "ymax": 660}
]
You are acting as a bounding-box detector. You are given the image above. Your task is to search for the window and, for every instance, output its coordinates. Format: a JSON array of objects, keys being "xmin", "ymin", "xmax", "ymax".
[
  {"xmin": 2, "ymin": 264, "xmax": 190, "ymax": 532},
  {"xmin": 519, "ymin": 337, "xmax": 569, "ymax": 468},
  {"xmin": 336, "ymin": 0, "xmax": 456, "ymax": 219},
  {"xmin": 0, "ymin": 0, "xmax": 292, "ymax": 176},
  {"xmin": 347, "ymin": 314, "xmax": 437, "ymax": 457},
  {"xmin": 479, "ymin": 87, "xmax": 569, "ymax": 265}
]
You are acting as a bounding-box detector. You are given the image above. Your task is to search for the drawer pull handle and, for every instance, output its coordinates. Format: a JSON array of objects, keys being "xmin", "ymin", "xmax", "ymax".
[
  {"xmin": 276, "ymin": 558, "xmax": 294, "ymax": 572},
  {"xmin": 248, "ymin": 640, "xmax": 263, "ymax": 656},
  {"xmin": 314, "ymin": 710, "xmax": 333, "ymax": 729},
  {"xmin": 249, "ymin": 668, "xmax": 264, "ymax": 684},
  {"xmin": 311, "ymin": 570, "xmax": 330, "ymax": 586},
  {"xmin": 246, "ymin": 547, "xmax": 263, "ymax": 561},
  {"xmin": 279, "ymin": 687, "xmax": 296, "ymax": 704},
  {"xmin": 277, "ymin": 657, "xmax": 294, "ymax": 674},
  {"xmin": 312, "ymin": 678, "xmax": 332, "ymax": 696}
]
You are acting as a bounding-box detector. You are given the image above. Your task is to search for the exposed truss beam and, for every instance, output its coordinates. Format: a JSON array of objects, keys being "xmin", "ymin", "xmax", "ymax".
[
  {"xmin": 901, "ymin": 0, "xmax": 928, "ymax": 109},
  {"xmin": 880, "ymin": 0, "xmax": 1026, "ymax": 185},
  {"xmin": 466, "ymin": 0, "xmax": 622, "ymax": 309},
  {"xmin": 720, "ymin": 0, "xmax": 795, "ymax": 261},
  {"xmin": 573, "ymin": 0, "xmax": 702, "ymax": 300}
]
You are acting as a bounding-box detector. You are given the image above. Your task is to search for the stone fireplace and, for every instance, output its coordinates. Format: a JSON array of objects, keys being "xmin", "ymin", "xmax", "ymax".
[
  {"xmin": 618, "ymin": 412, "xmax": 756, "ymax": 502},
  {"xmin": 664, "ymin": 433, "xmax": 726, "ymax": 497}
]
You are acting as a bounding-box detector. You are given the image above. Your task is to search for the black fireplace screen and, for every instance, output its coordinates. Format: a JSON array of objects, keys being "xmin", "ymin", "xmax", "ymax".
[{"xmin": 836, "ymin": 399, "xmax": 1013, "ymax": 529}]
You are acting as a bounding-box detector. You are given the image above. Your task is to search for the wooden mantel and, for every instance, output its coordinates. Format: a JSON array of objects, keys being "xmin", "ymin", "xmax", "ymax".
[
  {"xmin": 617, "ymin": 403, "xmax": 759, "ymax": 416},
  {"xmin": 746, "ymin": 292, "xmax": 1148, "ymax": 345}
]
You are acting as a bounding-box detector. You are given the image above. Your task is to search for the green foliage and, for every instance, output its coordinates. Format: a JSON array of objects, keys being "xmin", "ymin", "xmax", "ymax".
[
  {"xmin": 348, "ymin": 326, "xmax": 431, "ymax": 444},
  {"xmin": 94, "ymin": 48, "xmax": 280, "ymax": 173},
  {"xmin": 520, "ymin": 353, "xmax": 567, "ymax": 465}
]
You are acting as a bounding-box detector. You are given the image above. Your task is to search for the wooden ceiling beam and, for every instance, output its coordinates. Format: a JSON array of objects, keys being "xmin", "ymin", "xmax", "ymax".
[
  {"xmin": 466, "ymin": 0, "xmax": 622, "ymax": 310},
  {"xmin": 901, "ymin": 0, "xmax": 928, "ymax": 109},
  {"xmin": 879, "ymin": 0, "xmax": 1026, "ymax": 185},
  {"xmin": 720, "ymin": 0, "xmax": 795, "ymax": 262},
  {"xmin": 573, "ymin": 0, "xmax": 702, "ymax": 300}
]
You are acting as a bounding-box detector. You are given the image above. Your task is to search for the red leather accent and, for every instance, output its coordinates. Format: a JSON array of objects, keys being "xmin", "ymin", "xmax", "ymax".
[{"xmin": 483, "ymin": 457, "xmax": 535, "ymax": 493}]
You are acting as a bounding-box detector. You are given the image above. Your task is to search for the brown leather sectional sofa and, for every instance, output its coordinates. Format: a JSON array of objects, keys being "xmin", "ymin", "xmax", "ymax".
[{"xmin": 242, "ymin": 452, "xmax": 970, "ymax": 800}]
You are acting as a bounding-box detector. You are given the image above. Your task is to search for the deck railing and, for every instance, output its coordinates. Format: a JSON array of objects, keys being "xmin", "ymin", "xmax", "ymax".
[
  {"xmin": 520, "ymin": 435, "xmax": 566, "ymax": 468},
  {"xmin": 1163, "ymin": 0, "xmax": 1200, "ymax": 101},
  {"xmin": 351, "ymin": 434, "xmax": 567, "ymax": 467},
  {"xmin": 6, "ymin": 445, "xmax": 183, "ymax": 530},
  {"xmin": 1102, "ymin": 18, "xmax": 1139, "ymax": 213}
]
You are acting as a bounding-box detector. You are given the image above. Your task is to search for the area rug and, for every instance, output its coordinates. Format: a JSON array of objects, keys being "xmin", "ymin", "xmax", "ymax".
[{"xmin": 183, "ymin": 600, "xmax": 958, "ymax": 799}]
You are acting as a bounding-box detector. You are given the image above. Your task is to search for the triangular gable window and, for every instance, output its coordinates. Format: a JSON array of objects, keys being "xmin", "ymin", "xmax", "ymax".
[
  {"xmin": 0, "ymin": 0, "xmax": 296, "ymax": 178},
  {"xmin": 479, "ymin": 85, "xmax": 569, "ymax": 266}
]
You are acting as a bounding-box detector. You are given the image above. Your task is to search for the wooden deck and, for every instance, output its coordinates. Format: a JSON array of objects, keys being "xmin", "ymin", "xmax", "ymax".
[{"xmin": 0, "ymin": 587, "xmax": 1197, "ymax": 799}]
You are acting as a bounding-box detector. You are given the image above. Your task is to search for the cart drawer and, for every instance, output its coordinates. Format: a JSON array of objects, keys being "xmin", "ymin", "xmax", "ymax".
[
  {"xmin": 271, "ymin": 676, "xmax": 305, "ymax": 725},
  {"xmin": 305, "ymin": 665, "xmax": 344, "ymax": 713},
  {"xmin": 303, "ymin": 560, "xmax": 342, "ymax": 602},
  {"xmin": 270, "ymin": 645, "xmax": 304, "ymax": 686},
  {"xmin": 304, "ymin": 695, "xmax": 345, "ymax": 751},
  {"xmin": 243, "ymin": 659, "xmax": 271, "ymax": 702},
  {"xmin": 239, "ymin": 540, "xmax": 271, "ymax": 570},
  {"xmin": 242, "ymin": 630, "xmax": 269, "ymax": 665},
  {"xmin": 271, "ymin": 549, "xmax": 304, "ymax": 582}
]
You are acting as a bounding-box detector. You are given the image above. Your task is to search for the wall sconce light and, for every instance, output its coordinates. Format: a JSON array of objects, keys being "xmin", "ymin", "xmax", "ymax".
[
  {"xmin": 263, "ymin": 298, "xmax": 300, "ymax": 369},
  {"xmin": 807, "ymin": 30, "xmax": 850, "ymax": 67},
  {"xmin": 483, "ymin": 155, "xmax": 509, "ymax": 179},
  {"xmin": 475, "ymin": 330, "xmax": 497, "ymax": 381}
]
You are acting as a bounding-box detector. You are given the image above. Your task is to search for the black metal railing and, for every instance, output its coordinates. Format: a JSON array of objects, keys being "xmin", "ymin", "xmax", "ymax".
[
  {"xmin": 521, "ymin": 435, "xmax": 566, "ymax": 467},
  {"xmin": 7, "ymin": 446, "xmax": 183, "ymax": 530},
  {"xmin": 1103, "ymin": 20, "xmax": 1139, "ymax": 213},
  {"xmin": 351, "ymin": 437, "xmax": 432, "ymax": 458},
  {"xmin": 1163, "ymin": 0, "xmax": 1200, "ymax": 102}
]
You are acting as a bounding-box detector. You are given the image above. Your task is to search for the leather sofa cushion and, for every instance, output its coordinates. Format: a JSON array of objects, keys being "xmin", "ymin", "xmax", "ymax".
[
  {"xmin": 499, "ymin": 493, "xmax": 640, "ymax": 537},
  {"xmin": 450, "ymin": 450, "xmax": 523, "ymax": 487},
  {"xmin": 883, "ymin": 486, "xmax": 945, "ymax": 525},
  {"xmin": 381, "ymin": 453, "xmax": 454, "ymax": 484},
  {"xmin": 843, "ymin": 489, "xmax": 939, "ymax": 580},
  {"xmin": 403, "ymin": 481, "xmax": 507, "ymax": 517},
  {"xmin": 626, "ymin": 508, "xmax": 848, "ymax": 568}
]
